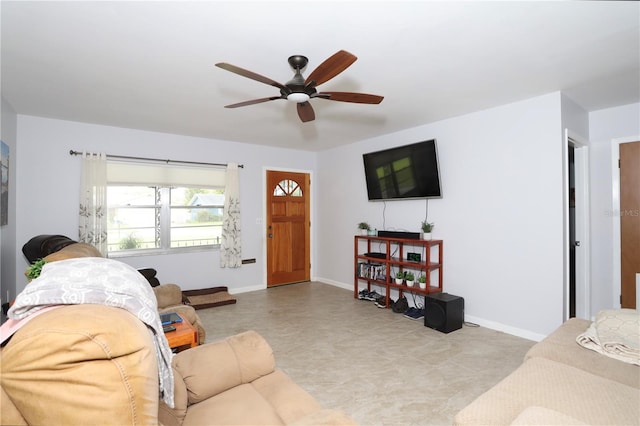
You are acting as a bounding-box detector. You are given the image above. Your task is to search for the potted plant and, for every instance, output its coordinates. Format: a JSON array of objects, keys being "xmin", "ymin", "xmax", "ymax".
[
  {"xmin": 405, "ymin": 272, "xmax": 415, "ymax": 287},
  {"xmin": 357, "ymin": 222, "xmax": 371, "ymax": 235},
  {"xmin": 421, "ymin": 221, "xmax": 434, "ymax": 240},
  {"xmin": 418, "ymin": 274, "xmax": 427, "ymax": 289},
  {"xmin": 395, "ymin": 271, "xmax": 404, "ymax": 285}
]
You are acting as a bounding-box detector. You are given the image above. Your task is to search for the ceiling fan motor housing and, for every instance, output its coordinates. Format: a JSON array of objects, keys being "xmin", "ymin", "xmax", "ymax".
[{"xmin": 288, "ymin": 55, "xmax": 308, "ymax": 70}]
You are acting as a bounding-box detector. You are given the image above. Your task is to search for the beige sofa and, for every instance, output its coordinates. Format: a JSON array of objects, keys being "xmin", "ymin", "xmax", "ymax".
[
  {"xmin": 159, "ymin": 330, "xmax": 356, "ymax": 426},
  {"xmin": 454, "ymin": 316, "xmax": 640, "ymax": 425},
  {"xmin": 1, "ymin": 305, "xmax": 355, "ymax": 425}
]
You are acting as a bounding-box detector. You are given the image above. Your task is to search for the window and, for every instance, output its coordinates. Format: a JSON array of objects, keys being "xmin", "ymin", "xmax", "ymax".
[
  {"xmin": 273, "ymin": 179, "xmax": 303, "ymax": 197},
  {"xmin": 106, "ymin": 161, "xmax": 226, "ymax": 255}
]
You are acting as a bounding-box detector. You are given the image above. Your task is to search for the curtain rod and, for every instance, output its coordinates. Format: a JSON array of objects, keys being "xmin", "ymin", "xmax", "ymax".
[{"xmin": 69, "ymin": 150, "xmax": 243, "ymax": 168}]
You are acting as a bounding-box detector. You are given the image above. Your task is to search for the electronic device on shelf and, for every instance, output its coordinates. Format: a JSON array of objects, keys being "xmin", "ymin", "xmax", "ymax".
[
  {"xmin": 364, "ymin": 252, "xmax": 386, "ymax": 259},
  {"xmin": 163, "ymin": 325, "xmax": 176, "ymax": 333},
  {"xmin": 407, "ymin": 252, "xmax": 422, "ymax": 262},
  {"xmin": 377, "ymin": 230, "xmax": 421, "ymax": 239}
]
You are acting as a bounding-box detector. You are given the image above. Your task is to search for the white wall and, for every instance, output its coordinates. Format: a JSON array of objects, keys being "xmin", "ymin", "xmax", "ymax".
[
  {"xmin": 1, "ymin": 96, "xmax": 18, "ymax": 319},
  {"xmin": 11, "ymin": 98, "xmax": 639, "ymax": 339},
  {"xmin": 316, "ymin": 92, "xmax": 565, "ymax": 341},
  {"xmin": 14, "ymin": 115, "xmax": 316, "ymax": 294},
  {"xmin": 588, "ymin": 103, "xmax": 640, "ymax": 314}
]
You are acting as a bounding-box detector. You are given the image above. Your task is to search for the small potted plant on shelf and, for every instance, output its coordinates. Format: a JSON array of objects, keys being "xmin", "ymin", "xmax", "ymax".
[
  {"xmin": 421, "ymin": 221, "xmax": 434, "ymax": 240},
  {"xmin": 395, "ymin": 271, "xmax": 404, "ymax": 285},
  {"xmin": 357, "ymin": 222, "xmax": 371, "ymax": 235},
  {"xmin": 418, "ymin": 274, "xmax": 427, "ymax": 289},
  {"xmin": 405, "ymin": 272, "xmax": 415, "ymax": 287}
]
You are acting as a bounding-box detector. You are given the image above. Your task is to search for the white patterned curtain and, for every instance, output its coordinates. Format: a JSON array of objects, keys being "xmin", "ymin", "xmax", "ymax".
[
  {"xmin": 220, "ymin": 163, "xmax": 241, "ymax": 268},
  {"xmin": 79, "ymin": 152, "xmax": 108, "ymax": 255}
]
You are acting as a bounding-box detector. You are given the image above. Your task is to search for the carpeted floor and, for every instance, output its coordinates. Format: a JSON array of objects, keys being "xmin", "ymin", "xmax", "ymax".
[{"xmin": 196, "ymin": 282, "xmax": 535, "ymax": 426}]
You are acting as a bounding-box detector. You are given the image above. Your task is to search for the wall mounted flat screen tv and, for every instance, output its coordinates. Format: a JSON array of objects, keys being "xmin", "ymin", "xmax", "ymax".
[{"xmin": 363, "ymin": 139, "xmax": 442, "ymax": 201}]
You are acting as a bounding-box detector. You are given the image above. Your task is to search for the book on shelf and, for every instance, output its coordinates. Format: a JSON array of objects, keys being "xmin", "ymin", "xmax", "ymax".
[{"xmin": 357, "ymin": 262, "xmax": 386, "ymax": 281}]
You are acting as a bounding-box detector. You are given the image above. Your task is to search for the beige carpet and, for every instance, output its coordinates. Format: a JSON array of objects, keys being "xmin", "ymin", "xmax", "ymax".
[{"xmin": 196, "ymin": 282, "xmax": 535, "ymax": 426}]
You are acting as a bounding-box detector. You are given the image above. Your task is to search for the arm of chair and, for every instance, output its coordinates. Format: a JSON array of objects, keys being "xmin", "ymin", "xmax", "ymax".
[
  {"xmin": 158, "ymin": 331, "xmax": 275, "ymax": 425},
  {"xmin": 153, "ymin": 284, "xmax": 184, "ymax": 309},
  {"xmin": 175, "ymin": 330, "xmax": 275, "ymax": 403}
]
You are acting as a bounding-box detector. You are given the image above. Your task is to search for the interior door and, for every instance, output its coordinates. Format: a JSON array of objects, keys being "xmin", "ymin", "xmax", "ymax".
[
  {"xmin": 266, "ymin": 170, "xmax": 310, "ymax": 287},
  {"xmin": 619, "ymin": 141, "xmax": 640, "ymax": 309},
  {"xmin": 564, "ymin": 131, "xmax": 590, "ymax": 321}
]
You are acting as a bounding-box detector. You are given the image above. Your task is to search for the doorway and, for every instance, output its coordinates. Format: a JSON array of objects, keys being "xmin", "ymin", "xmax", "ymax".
[
  {"xmin": 564, "ymin": 130, "xmax": 590, "ymax": 320},
  {"xmin": 266, "ymin": 170, "xmax": 310, "ymax": 287},
  {"xmin": 617, "ymin": 141, "xmax": 640, "ymax": 309}
]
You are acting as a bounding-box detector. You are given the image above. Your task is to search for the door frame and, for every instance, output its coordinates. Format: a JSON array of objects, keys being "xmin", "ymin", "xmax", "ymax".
[
  {"xmin": 611, "ymin": 135, "xmax": 640, "ymax": 308},
  {"xmin": 262, "ymin": 166, "xmax": 314, "ymax": 287},
  {"xmin": 563, "ymin": 129, "xmax": 590, "ymax": 320}
]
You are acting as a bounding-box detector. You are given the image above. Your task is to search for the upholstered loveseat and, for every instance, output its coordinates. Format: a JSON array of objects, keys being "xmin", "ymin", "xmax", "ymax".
[{"xmin": 454, "ymin": 312, "xmax": 639, "ymax": 425}]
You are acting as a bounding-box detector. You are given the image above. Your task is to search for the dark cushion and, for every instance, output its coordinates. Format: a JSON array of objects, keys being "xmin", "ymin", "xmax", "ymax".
[
  {"xmin": 22, "ymin": 235, "xmax": 77, "ymax": 264},
  {"xmin": 138, "ymin": 268, "xmax": 160, "ymax": 287}
]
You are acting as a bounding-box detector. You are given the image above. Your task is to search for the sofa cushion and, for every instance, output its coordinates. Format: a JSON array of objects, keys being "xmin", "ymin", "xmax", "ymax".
[
  {"xmin": 155, "ymin": 283, "xmax": 184, "ymax": 308},
  {"xmin": 289, "ymin": 409, "xmax": 359, "ymax": 426},
  {"xmin": 252, "ymin": 370, "xmax": 323, "ymax": 424},
  {"xmin": 510, "ymin": 406, "xmax": 587, "ymax": 425},
  {"xmin": 184, "ymin": 383, "xmax": 285, "ymax": 425},
  {"xmin": 1, "ymin": 304, "xmax": 159, "ymax": 425},
  {"xmin": 453, "ymin": 357, "xmax": 640, "ymax": 426},
  {"xmin": 0, "ymin": 386, "xmax": 27, "ymax": 425},
  {"xmin": 21, "ymin": 234, "xmax": 77, "ymax": 263},
  {"xmin": 525, "ymin": 317, "xmax": 639, "ymax": 388}
]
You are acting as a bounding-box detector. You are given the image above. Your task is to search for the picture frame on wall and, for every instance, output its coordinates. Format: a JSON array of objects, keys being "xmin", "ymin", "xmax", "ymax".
[{"xmin": 1, "ymin": 141, "xmax": 9, "ymax": 226}]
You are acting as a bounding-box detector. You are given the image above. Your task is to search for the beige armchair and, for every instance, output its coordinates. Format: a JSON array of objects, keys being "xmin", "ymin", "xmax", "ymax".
[
  {"xmin": 1, "ymin": 305, "xmax": 159, "ymax": 425},
  {"xmin": 154, "ymin": 283, "xmax": 206, "ymax": 344}
]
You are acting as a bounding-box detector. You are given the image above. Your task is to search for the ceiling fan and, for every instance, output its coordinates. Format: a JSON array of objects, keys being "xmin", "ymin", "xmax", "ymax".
[{"xmin": 215, "ymin": 50, "xmax": 384, "ymax": 123}]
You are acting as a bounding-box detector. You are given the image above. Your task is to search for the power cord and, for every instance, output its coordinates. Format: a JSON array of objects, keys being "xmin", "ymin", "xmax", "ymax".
[{"xmin": 463, "ymin": 311, "xmax": 479, "ymax": 327}]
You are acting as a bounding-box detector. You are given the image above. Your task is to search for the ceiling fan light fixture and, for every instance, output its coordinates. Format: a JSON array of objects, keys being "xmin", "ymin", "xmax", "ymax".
[{"xmin": 287, "ymin": 92, "xmax": 310, "ymax": 103}]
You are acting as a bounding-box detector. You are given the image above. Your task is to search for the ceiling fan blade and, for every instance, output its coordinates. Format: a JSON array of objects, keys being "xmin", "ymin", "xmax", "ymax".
[
  {"xmin": 224, "ymin": 96, "xmax": 283, "ymax": 108},
  {"xmin": 304, "ymin": 50, "xmax": 357, "ymax": 87},
  {"xmin": 297, "ymin": 102, "xmax": 315, "ymax": 122},
  {"xmin": 316, "ymin": 92, "xmax": 384, "ymax": 104},
  {"xmin": 216, "ymin": 63, "xmax": 287, "ymax": 91}
]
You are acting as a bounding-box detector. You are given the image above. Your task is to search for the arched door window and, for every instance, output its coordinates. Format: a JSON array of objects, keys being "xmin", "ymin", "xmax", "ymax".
[{"xmin": 273, "ymin": 179, "xmax": 303, "ymax": 197}]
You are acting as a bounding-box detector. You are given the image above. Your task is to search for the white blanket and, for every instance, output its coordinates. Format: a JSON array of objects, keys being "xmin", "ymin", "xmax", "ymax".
[
  {"xmin": 8, "ymin": 257, "xmax": 175, "ymax": 407},
  {"xmin": 576, "ymin": 309, "xmax": 640, "ymax": 366}
]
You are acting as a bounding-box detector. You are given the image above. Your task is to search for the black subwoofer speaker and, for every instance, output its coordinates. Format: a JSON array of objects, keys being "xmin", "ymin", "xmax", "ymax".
[{"xmin": 424, "ymin": 293, "xmax": 464, "ymax": 333}]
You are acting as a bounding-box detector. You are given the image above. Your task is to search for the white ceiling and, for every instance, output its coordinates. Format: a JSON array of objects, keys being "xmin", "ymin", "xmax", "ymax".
[{"xmin": 2, "ymin": 1, "xmax": 639, "ymax": 152}]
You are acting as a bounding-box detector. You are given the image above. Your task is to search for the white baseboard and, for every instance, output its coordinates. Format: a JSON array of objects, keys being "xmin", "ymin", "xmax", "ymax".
[
  {"xmin": 313, "ymin": 277, "xmax": 352, "ymax": 291},
  {"xmin": 228, "ymin": 284, "xmax": 265, "ymax": 295},
  {"xmin": 462, "ymin": 314, "xmax": 545, "ymax": 342},
  {"xmin": 316, "ymin": 278, "xmax": 546, "ymax": 342}
]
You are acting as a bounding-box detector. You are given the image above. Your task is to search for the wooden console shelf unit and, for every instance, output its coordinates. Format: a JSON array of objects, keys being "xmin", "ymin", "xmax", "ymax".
[{"xmin": 354, "ymin": 235, "xmax": 443, "ymax": 307}]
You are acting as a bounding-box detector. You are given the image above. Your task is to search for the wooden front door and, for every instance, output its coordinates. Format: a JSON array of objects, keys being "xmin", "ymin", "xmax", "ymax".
[
  {"xmin": 266, "ymin": 170, "xmax": 310, "ymax": 287},
  {"xmin": 620, "ymin": 141, "xmax": 640, "ymax": 309}
]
